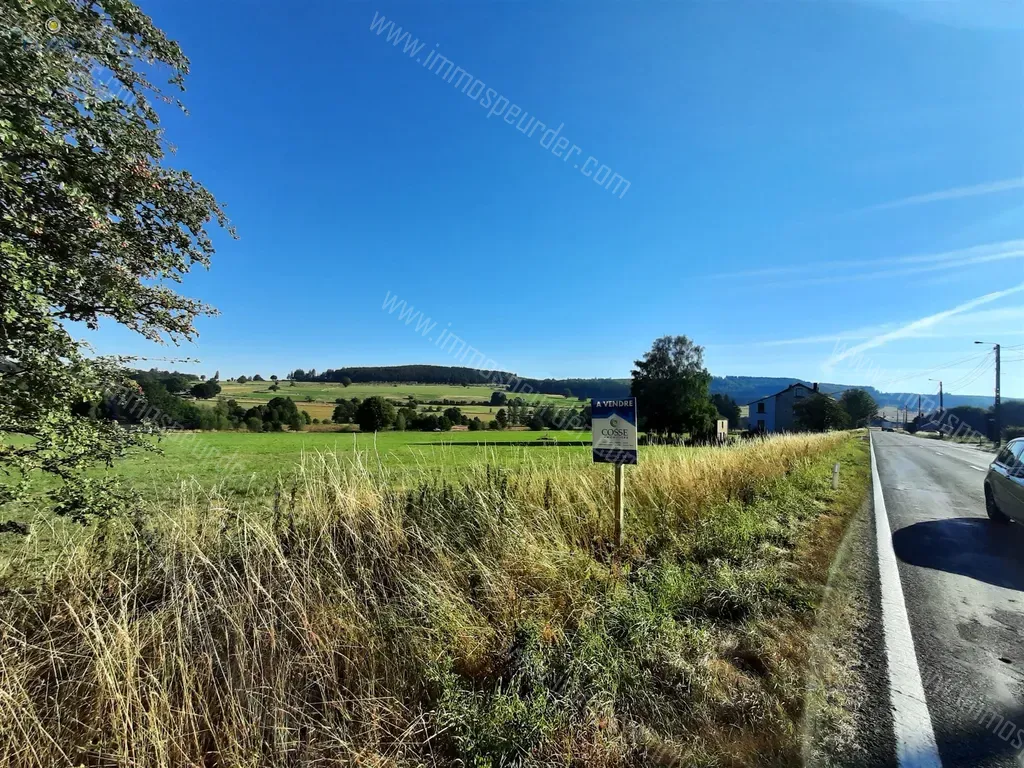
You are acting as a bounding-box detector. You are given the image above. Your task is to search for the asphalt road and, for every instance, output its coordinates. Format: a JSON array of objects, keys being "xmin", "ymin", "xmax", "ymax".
[{"xmin": 872, "ymin": 430, "xmax": 1024, "ymax": 767}]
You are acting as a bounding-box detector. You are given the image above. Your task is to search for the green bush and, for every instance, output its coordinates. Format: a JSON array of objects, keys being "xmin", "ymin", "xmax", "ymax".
[{"xmin": 1003, "ymin": 426, "xmax": 1024, "ymax": 442}]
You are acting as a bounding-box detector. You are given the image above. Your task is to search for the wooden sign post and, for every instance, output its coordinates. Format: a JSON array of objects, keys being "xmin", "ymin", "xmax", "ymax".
[{"xmin": 592, "ymin": 397, "xmax": 638, "ymax": 547}]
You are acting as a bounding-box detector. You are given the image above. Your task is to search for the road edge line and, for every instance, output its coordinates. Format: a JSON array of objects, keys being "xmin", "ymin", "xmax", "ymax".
[{"xmin": 870, "ymin": 434, "xmax": 943, "ymax": 767}]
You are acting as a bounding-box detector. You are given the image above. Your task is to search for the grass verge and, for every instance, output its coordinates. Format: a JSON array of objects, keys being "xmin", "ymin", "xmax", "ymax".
[{"xmin": 0, "ymin": 433, "xmax": 870, "ymax": 767}]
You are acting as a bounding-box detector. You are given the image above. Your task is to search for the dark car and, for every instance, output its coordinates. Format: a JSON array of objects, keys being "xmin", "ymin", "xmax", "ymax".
[{"xmin": 985, "ymin": 438, "xmax": 1024, "ymax": 523}]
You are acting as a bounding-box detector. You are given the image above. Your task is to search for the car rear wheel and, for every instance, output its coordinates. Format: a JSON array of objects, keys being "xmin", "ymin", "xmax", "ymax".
[{"xmin": 986, "ymin": 485, "xmax": 1010, "ymax": 524}]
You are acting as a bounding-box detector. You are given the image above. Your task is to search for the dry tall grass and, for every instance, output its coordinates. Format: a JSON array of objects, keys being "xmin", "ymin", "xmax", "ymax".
[{"xmin": 0, "ymin": 433, "xmax": 863, "ymax": 767}]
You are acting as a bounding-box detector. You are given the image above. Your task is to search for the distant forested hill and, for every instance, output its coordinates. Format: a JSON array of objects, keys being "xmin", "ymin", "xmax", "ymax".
[{"xmin": 285, "ymin": 365, "xmax": 1003, "ymax": 410}]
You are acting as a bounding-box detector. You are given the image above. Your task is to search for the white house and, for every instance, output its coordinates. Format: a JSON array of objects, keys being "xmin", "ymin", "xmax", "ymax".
[{"xmin": 747, "ymin": 382, "xmax": 819, "ymax": 433}]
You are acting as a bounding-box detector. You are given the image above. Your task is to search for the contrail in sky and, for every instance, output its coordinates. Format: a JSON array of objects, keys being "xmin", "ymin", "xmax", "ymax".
[{"xmin": 826, "ymin": 282, "xmax": 1024, "ymax": 367}]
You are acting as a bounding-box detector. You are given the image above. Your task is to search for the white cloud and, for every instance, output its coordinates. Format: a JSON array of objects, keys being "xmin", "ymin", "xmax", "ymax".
[
  {"xmin": 756, "ymin": 307, "xmax": 1024, "ymax": 349},
  {"xmin": 825, "ymin": 283, "xmax": 1024, "ymax": 367},
  {"xmin": 714, "ymin": 239, "xmax": 1024, "ymax": 280},
  {"xmin": 862, "ymin": 177, "xmax": 1024, "ymax": 212}
]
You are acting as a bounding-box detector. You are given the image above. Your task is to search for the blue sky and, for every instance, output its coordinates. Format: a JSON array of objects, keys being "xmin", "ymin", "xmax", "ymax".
[{"xmin": 85, "ymin": 0, "xmax": 1024, "ymax": 396}]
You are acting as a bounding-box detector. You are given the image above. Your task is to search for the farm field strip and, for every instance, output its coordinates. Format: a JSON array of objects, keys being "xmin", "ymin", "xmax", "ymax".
[{"xmin": 215, "ymin": 381, "xmax": 580, "ymax": 408}]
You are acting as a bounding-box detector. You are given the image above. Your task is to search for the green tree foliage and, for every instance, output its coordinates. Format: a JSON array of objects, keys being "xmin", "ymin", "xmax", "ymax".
[
  {"xmin": 0, "ymin": 0, "xmax": 230, "ymax": 519},
  {"xmin": 943, "ymin": 406, "xmax": 989, "ymax": 436},
  {"xmin": 489, "ymin": 391, "xmax": 507, "ymax": 406},
  {"xmin": 443, "ymin": 407, "xmax": 467, "ymax": 426},
  {"xmin": 355, "ymin": 396, "xmax": 396, "ymax": 432},
  {"xmin": 332, "ymin": 400, "xmax": 357, "ymax": 424},
  {"xmin": 190, "ymin": 380, "xmax": 221, "ymax": 399},
  {"xmin": 495, "ymin": 408, "xmax": 508, "ymax": 429},
  {"xmin": 1002, "ymin": 402, "xmax": 1024, "ymax": 429},
  {"xmin": 631, "ymin": 336, "xmax": 717, "ymax": 440},
  {"xmin": 244, "ymin": 397, "xmax": 302, "ymax": 432},
  {"xmin": 710, "ymin": 393, "xmax": 741, "ymax": 429},
  {"xmin": 838, "ymin": 389, "xmax": 878, "ymax": 427},
  {"xmin": 794, "ymin": 394, "xmax": 849, "ymax": 432},
  {"xmin": 528, "ymin": 414, "xmax": 546, "ymax": 431},
  {"xmin": 236, "ymin": 375, "xmax": 248, "ymax": 384},
  {"xmin": 341, "ymin": 376, "xmax": 352, "ymax": 388},
  {"xmin": 269, "ymin": 383, "xmax": 280, "ymax": 392}
]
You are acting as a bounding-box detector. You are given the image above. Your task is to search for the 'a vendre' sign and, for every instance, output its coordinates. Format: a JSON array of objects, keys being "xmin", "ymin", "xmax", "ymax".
[{"xmin": 591, "ymin": 397, "xmax": 638, "ymax": 465}]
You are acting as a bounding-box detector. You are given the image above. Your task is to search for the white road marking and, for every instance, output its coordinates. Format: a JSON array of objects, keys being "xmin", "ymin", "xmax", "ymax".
[
  {"xmin": 970, "ymin": 465, "xmax": 986, "ymax": 472},
  {"xmin": 871, "ymin": 435, "xmax": 943, "ymax": 768},
  {"xmin": 934, "ymin": 452, "xmax": 945, "ymax": 456}
]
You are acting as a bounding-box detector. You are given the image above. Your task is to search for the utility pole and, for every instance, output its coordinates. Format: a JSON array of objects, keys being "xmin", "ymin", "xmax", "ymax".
[
  {"xmin": 918, "ymin": 394, "xmax": 922, "ymax": 418},
  {"xmin": 929, "ymin": 379, "xmax": 943, "ymax": 415},
  {"xmin": 996, "ymin": 344, "xmax": 1001, "ymax": 442},
  {"xmin": 975, "ymin": 342, "xmax": 1002, "ymax": 444}
]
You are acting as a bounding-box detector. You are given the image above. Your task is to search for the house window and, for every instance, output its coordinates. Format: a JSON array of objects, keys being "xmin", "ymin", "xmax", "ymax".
[
  {"xmin": 795, "ymin": 391, "xmax": 805, "ymax": 399},
  {"xmin": 757, "ymin": 402, "xmax": 765, "ymax": 413}
]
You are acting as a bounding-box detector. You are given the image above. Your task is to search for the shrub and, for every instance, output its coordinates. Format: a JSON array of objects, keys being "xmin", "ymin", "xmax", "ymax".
[{"xmin": 1004, "ymin": 426, "xmax": 1024, "ymax": 442}]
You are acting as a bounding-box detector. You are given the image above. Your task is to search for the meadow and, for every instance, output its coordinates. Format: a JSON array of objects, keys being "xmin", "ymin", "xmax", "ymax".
[
  {"xmin": 103, "ymin": 429, "xmax": 595, "ymax": 501},
  {"xmin": 201, "ymin": 380, "xmax": 581, "ymax": 430},
  {"xmin": 0, "ymin": 431, "xmax": 870, "ymax": 767}
]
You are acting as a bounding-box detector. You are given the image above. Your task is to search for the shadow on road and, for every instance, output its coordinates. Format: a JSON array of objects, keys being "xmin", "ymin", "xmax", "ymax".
[
  {"xmin": 932, "ymin": 702, "xmax": 1024, "ymax": 767},
  {"xmin": 892, "ymin": 517, "xmax": 1024, "ymax": 591}
]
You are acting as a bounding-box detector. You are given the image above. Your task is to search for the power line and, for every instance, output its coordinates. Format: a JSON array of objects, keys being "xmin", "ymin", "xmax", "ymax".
[
  {"xmin": 948, "ymin": 360, "xmax": 995, "ymax": 392},
  {"xmin": 874, "ymin": 351, "xmax": 991, "ymax": 390},
  {"xmin": 944, "ymin": 353, "xmax": 994, "ymax": 391}
]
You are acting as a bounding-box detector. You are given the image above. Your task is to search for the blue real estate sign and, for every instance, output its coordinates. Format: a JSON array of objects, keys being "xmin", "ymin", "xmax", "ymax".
[{"xmin": 591, "ymin": 397, "xmax": 638, "ymax": 464}]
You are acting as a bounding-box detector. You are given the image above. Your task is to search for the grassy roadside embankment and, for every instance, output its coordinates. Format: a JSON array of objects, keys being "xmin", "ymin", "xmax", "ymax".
[{"xmin": 0, "ymin": 433, "xmax": 870, "ymax": 767}]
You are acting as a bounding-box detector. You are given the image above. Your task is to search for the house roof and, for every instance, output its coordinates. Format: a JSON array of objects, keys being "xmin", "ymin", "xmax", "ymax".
[{"xmin": 745, "ymin": 382, "xmax": 816, "ymax": 406}]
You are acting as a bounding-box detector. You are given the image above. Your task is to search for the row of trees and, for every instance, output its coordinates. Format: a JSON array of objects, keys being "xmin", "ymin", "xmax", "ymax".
[
  {"xmin": 904, "ymin": 402, "xmax": 1024, "ymax": 441},
  {"xmin": 329, "ymin": 396, "xmax": 590, "ymax": 433},
  {"xmin": 790, "ymin": 389, "xmax": 878, "ymax": 432}
]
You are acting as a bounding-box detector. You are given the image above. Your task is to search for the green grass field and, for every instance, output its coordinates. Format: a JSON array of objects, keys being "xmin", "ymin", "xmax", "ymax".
[{"xmin": 29, "ymin": 429, "xmax": 594, "ymax": 505}]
